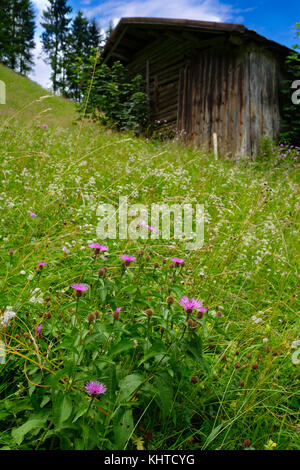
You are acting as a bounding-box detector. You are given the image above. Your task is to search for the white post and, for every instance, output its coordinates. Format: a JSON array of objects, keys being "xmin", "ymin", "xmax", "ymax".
[{"xmin": 213, "ymin": 132, "xmax": 218, "ymax": 160}]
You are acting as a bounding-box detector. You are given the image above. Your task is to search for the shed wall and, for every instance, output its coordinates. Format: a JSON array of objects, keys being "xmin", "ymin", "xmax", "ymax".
[
  {"xmin": 177, "ymin": 47, "xmax": 248, "ymax": 157},
  {"xmin": 177, "ymin": 46, "xmax": 282, "ymax": 158},
  {"xmin": 126, "ymin": 36, "xmax": 283, "ymax": 158}
]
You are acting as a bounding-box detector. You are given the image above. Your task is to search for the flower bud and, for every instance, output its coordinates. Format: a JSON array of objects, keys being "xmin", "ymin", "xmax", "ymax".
[
  {"xmin": 87, "ymin": 313, "xmax": 96, "ymax": 323},
  {"xmin": 145, "ymin": 308, "xmax": 153, "ymax": 317},
  {"xmin": 166, "ymin": 296, "xmax": 175, "ymax": 305}
]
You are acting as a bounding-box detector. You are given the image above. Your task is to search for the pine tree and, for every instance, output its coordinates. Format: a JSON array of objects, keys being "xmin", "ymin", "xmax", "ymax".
[
  {"xmin": 0, "ymin": 0, "xmax": 35, "ymax": 74},
  {"xmin": 17, "ymin": 0, "xmax": 35, "ymax": 75},
  {"xmin": 65, "ymin": 10, "xmax": 89, "ymax": 101},
  {"xmin": 105, "ymin": 20, "xmax": 114, "ymax": 40},
  {"xmin": 65, "ymin": 13, "xmax": 102, "ymax": 101},
  {"xmin": 88, "ymin": 18, "xmax": 102, "ymax": 54},
  {"xmin": 0, "ymin": 1, "xmax": 10, "ymax": 64},
  {"xmin": 41, "ymin": 0, "xmax": 72, "ymax": 93}
]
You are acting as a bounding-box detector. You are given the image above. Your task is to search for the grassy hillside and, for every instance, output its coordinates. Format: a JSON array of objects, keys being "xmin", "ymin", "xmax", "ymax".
[
  {"xmin": 0, "ymin": 64, "xmax": 75, "ymax": 127},
  {"xmin": 0, "ymin": 65, "xmax": 299, "ymax": 451}
]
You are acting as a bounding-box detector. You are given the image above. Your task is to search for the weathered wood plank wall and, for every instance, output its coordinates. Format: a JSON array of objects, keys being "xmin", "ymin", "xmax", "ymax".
[
  {"xmin": 177, "ymin": 48, "xmax": 248, "ymax": 157},
  {"xmin": 127, "ymin": 35, "xmax": 195, "ymax": 126},
  {"xmin": 118, "ymin": 28, "xmax": 284, "ymax": 158},
  {"xmin": 177, "ymin": 45, "xmax": 282, "ymax": 158},
  {"xmin": 247, "ymin": 48, "xmax": 281, "ymax": 156}
]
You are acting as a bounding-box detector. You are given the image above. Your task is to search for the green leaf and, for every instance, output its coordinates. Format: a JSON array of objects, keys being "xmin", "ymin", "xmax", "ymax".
[
  {"xmin": 138, "ymin": 340, "xmax": 166, "ymax": 365},
  {"xmin": 184, "ymin": 333, "xmax": 203, "ymax": 362},
  {"xmin": 117, "ymin": 374, "xmax": 144, "ymax": 402},
  {"xmin": 72, "ymin": 403, "xmax": 88, "ymax": 423},
  {"xmin": 12, "ymin": 415, "xmax": 48, "ymax": 445},
  {"xmin": 99, "ymin": 286, "xmax": 108, "ymax": 303},
  {"xmin": 109, "ymin": 340, "xmax": 135, "ymax": 357},
  {"xmin": 114, "ymin": 408, "xmax": 134, "ymax": 449},
  {"xmin": 153, "ymin": 372, "xmax": 174, "ymax": 419},
  {"xmin": 53, "ymin": 392, "xmax": 73, "ymax": 427}
]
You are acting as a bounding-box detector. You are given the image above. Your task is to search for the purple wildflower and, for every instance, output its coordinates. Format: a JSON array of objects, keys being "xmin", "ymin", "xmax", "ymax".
[
  {"xmin": 84, "ymin": 381, "xmax": 107, "ymax": 397},
  {"xmin": 198, "ymin": 306, "xmax": 208, "ymax": 313},
  {"xmin": 30, "ymin": 212, "xmax": 37, "ymax": 218},
  {"xmin": 71, "ymin": 283, "xmax": 89, "ymax": 291},
  {"xmin": 178, "ymin": 296, "xmax": 203, "ymax": 313},
  {"xmin": 171, "ymin": 257, "xmax": 185, "ymax": 266},
  {"xmin": 71, "ymin": 283, "xmax": 89, "ymax": 297},
  {"xmin": 88, "ymin": 243, "xmax": 108, "ymax": 254},
  {"xmin": 38, "ymin": 262, "xmax": 47, "ymax": 269},
  {"xmin": 120, "ymin": 254, "xmax": 136, "ymax": 266},
  {"xmin": 147, "ymin": 225, "xmax": 158, "ymax": 232},
  {"xmin": 35, "ymin": 324, "xmax": 42, "ymax": 338},
  {"xmin": 113, "ymin": 307, "xmax": 122, "ymax": 320}
]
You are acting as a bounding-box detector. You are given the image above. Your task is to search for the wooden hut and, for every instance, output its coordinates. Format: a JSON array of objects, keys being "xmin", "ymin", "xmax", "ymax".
[{"xmin": 102, "ymin": 17, "xmax": 291, "ymax": 158}]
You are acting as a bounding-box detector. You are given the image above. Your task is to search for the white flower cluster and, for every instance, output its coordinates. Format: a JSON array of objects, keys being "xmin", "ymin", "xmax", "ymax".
[
  {"xmin": 29, "ymin": 288, "xmax": 44, "ymax": 304},
  {"xmin": 0, "ymin": 306, "xmax": 16, "ymax": 328}
]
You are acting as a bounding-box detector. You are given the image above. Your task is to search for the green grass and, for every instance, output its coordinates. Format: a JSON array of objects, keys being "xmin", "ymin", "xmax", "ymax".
[{"xmin": 0, "ymin": 65, "xmax": 299, "ymax": 451}]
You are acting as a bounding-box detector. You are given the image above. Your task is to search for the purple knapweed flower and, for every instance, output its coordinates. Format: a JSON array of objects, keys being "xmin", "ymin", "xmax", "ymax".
[
  {"xmin": 43, "ymin": 124, "xmax": 48, "ymax": 129},
  {"xmin": 138, "ymin": 221, "xmax": 158, "ymax": 232},
  {"xmin": 30, "ymin": 212, "xmax": 37, "ymax": 218},
  {"xmin": 198, "ymin": 306, "xmax": 208, "ymax": 313},
  {"xmin": 71, "ymin": 283, "xmax": 89, "ymax": 297},
  {"xmin": 71, "ymin": 283, "xmax": 89, "ymax": 291},
  {"xmin": 120, "ymin": 254, "xmax": 136, "ymax": 266},
  {"xmin": 88, "ymin": 243, "xmax": 108, "ymax": 255},
  {"xmin": 178, "ymin": 296, "xmax": 203, "ymax": 313},
  {"xmin": 84, "ymin": 381, "xmax": 107, "ymax": 397},
  {"xmin": 113, "ymin": 307, "xmax": 122, "ymax": 320},
  {"xmin": 35, "ymin": 324, "xmax": 42, "ymax": 338},
  {"xmin": 171, "ymin": 257, "xmax": 185, "ymax": 266},
  {"xmin": 38, "ymin": 262, "xmax": 47, "ymax": 269},
  {"xmin": 147, "ymin": 225, "xmax": 158, "ymax": 232}
]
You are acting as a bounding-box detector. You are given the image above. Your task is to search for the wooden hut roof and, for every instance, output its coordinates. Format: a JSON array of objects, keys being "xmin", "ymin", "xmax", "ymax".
[{"xmin": 102, "ymin": 17, "xmax": 292, "ymax": 64}]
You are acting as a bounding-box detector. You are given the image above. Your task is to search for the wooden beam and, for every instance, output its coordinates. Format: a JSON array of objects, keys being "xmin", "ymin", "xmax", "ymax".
[
  {"xmin": 111, "ymin": 51, "xmax": 130, "ymax": 61},
  {"xmin": 103, "ymin": 26, "xmax": 128, "ymax": 64}
]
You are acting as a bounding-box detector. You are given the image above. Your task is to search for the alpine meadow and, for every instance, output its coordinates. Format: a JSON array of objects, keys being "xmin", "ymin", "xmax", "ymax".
[{"xmin": 0, "ymin": 0, "xmax": 299, "ymax": 454}]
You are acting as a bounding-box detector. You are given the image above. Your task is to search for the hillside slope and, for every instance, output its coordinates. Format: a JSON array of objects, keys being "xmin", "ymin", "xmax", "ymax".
[
  {"xmin": 0, "ymin": 64, "xmax": 75, "ymax": 127},
  {"xmin": 0, "ymin": 66, "xmax": 299, "ymax": 451}
]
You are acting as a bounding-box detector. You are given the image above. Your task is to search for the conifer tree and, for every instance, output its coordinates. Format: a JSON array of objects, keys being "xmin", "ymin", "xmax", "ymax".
[
  {"xmin": 65, "ymin": 10, "xmax": 89, "ymax": 101},
  {"xmin": 65, "ymin": 13, "xmax": 102, "ymax": 101},
  {"xmin": 0, "ymin": 1, "xmax": 10, "ymax": 64},
  {"xmin": 17, "ymin": 0, "xmax": 35, "ymax": 75},
  {"xmin": 41, "ymin": 0, "xmax": 72, "ymax": 93},
  {"xmin": 0, "ymin": 0, "xmax": 35, "ymax": 74},
  {"xmin": 88, "ymin": 18, "xmax": 102, "ymax": 54}
]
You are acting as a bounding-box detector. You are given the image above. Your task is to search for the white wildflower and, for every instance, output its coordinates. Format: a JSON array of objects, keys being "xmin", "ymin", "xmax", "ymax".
[
  {"xmin": 1, "ymin": 306, "xmax": 16, "ymax": 327},
  {"xmin": 29, "ymin": 288, "xmax": 44, "ymax": 304},
  {"xmin": 251, "ymin": 315, "xmax": 263, "ymax": 324}
]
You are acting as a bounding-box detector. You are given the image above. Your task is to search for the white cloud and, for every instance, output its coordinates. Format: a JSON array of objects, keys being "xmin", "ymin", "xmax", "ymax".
[
  {"xmin": 32, "ymin": 0, "xmax": 49, "ymax": 22},
  {"xmin": 83, "ymin": 0, "xmax": 238, "ymax": 25},
  {"xmin": 29, "ymin": 36, "xmax": 52, "ymax": 89}
]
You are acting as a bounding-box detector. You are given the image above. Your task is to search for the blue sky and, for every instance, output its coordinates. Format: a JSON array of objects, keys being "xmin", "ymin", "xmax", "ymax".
[{"xmin": 30, "ymin": 0, "xmax": 300, "ymax": 87}]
